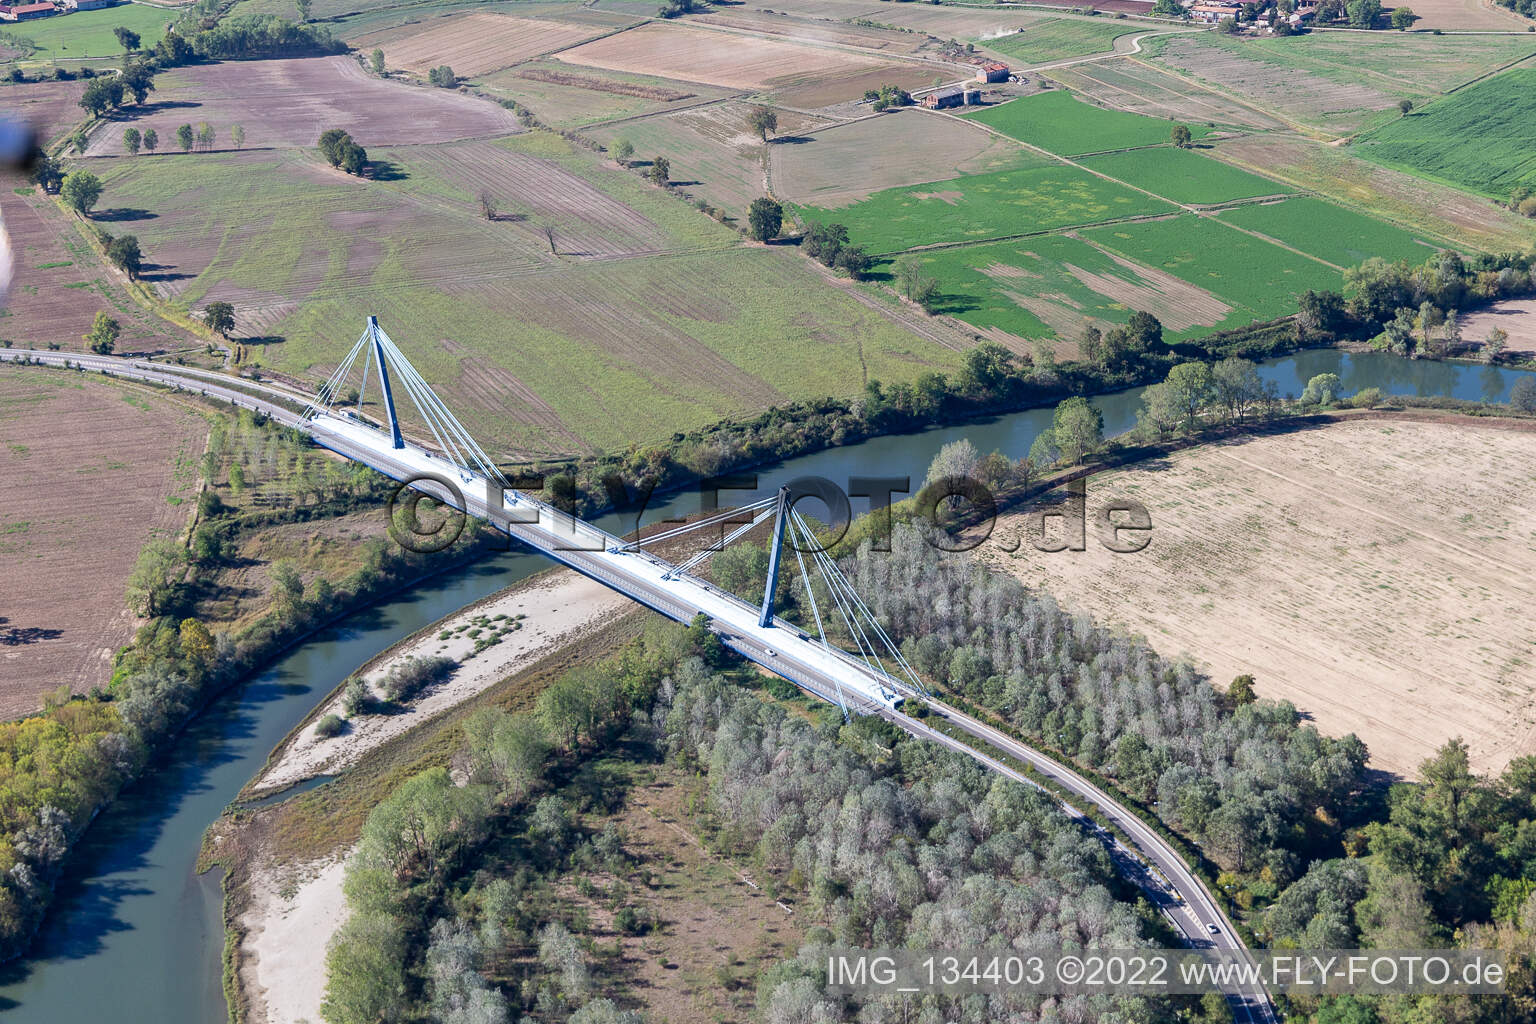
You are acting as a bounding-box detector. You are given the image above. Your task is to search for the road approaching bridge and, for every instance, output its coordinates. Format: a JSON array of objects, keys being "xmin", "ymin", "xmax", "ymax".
[{"xmin": 1, "ymin": 341, "xmax": 1276, "ymax": 1023}]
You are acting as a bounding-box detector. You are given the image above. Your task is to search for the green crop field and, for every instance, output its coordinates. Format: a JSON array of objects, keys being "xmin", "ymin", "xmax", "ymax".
[
  {"xmin": 1083, "ymin": 215, "xmax": 1340, "ymax": 319},
  {"xmin": 1217, "ymin": 197, "xmax": 1446, "ymax": 268},
  {"xmin": 888, "ymin": 232, "xmax": 1249, "ymax": 345},
  {"xmin": 982, "ymin": 17, "xmax": 1137, "ymax": 65},
  {"xmin": 1078, "ymin": 147, "xmax": 1292, "ymax": 205},
  {"xmin": 90, "ymin": 133, "xmax": 961, "ymax": 455},
  {"xmin": 791, "ymin": 159, "xmax": 1173, "ymax": 254},
  {"xmin": 0, "ymin": 4, "xmax": 174, "ymax": 61},
  {"xmin": 964, "ymin": 89, "xmax": 1209, "ymax": 156},
  {"xmin": 1353, "ymin": 69, "xmax": 1536, "ymax": 200}
]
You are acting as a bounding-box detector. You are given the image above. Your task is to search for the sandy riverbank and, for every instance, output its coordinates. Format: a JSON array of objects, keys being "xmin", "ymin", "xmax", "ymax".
[
  {"xmin": 251, "ymin": 569, "xmax": 631, "ymax": 793},
  {"xmin": 239, "ymin": 852, "xmax": 350, "ymax": 1024}
]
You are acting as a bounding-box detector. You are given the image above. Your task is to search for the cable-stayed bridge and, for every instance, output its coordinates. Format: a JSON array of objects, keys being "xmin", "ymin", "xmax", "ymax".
[{"xmin": 0, "ymin": 326, "xmax": 1276, "ymax": 1024}]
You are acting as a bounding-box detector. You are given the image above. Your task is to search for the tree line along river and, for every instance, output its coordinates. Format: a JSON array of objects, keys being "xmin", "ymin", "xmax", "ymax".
[{"xmin": 1, "ymin": 349, "xmax": 1531, "ymax": 1024}]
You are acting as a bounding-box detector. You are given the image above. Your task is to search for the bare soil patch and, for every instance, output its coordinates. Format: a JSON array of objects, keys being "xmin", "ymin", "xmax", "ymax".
[
  {"xmin": 1065, "ymin": 246, "xmax": 1233, "ymax": 332},
  {"xmin": 1458, "ymin": 298, "xmax": 1536, "ymax": 361},
  {"xmin": 556, "ymin": 22, "xmax": 894, "ymax": 90},
  {"xmin": 0, "ymin": 369, "xmax": 205, "ymax": 716},
  {"xmin": 368, "ymin": 12, "xmax": 610, "ymax": 77},
  {"xmin": 771, "ymin": 108, "xmax": 1021, "ymax": 207},
  {"xmin": 83, "ymin": 56, "xmax": 521, "ymax": 155},
  {"xmin": 983, "ymin": 417, "xmax": 1536, "ymax": 778}
]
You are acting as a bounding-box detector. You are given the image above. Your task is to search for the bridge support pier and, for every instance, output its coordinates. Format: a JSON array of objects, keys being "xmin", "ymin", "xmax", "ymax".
[
  {"xmin": 758, "ymin": 486, "xmax": 789, "ymax": 628},
  {"xmin": 366, "ymin": 316, "xmax": 404, "ymax": 450}
]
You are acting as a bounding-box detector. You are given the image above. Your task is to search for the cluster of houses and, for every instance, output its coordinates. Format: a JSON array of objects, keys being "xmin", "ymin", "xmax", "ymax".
[
  {"xmin": 1185, "ymin": 0, "xmax": 1318, "ymax": 26},
  {"xmin": 921, "ymin": 61, "xmax": 1011, "ymax": 109},
  {"xmin": 0, "ymin": 0, "xmax": 115, "ymax": 22}
]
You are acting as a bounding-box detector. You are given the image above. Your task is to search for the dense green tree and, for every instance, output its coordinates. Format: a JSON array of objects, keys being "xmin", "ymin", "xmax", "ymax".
[
  {"xmin": 107, "ymin": 235, "xmax": 142, "ymax": 279},
  {"xmin": 203, "ymin": 301, "xmax": 236, "ymax": 337},
  {"xmin": 1164, "ymin": 361, "xmax": 1213, "ymax": 429},
  {"xmin": 176, "ymin": 123, "xmax": 195, "ymax": 152},
  {"xmin": 122, "ymin": 127, "xmax": 141, "ymax": 155},
  {"xmin": 1171, "ymin": 124, "xmax": 1192, "ymax": 148},
  {"xmin": 610, "ymin": 137, "xmax": 633, "ymax": 166},
  {"xmin": 60, "ymin": 171, "xmax": 103, "ymax": 216},
  {"xmin": 85, "ymin": 311, "xmax": 120, "ymax": 354},
  {"xmin": 747, "ymin": 197, "xmax": 782, "ymax": 242},
  {"xmin": 114, "ymin": 26, "xmax": 141, "ymax": 53},
  {"xmin": 126, "ymin": 539, "xmax": 186, "ymax": 616},
  {"xmin": 649, "ymin": 154, "xmax": 669, "ymax": 184},
  {"xmin": 142, "ymin": 128, "xmax": 158, "ymax": 154},
  {"xmin": 369, "ymin": 47, "xmax": 384, "ymax": 74}
]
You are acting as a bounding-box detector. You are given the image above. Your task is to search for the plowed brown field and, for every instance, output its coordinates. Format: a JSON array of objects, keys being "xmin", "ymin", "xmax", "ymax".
[{"xmin": 0, "ymin": 369, "xmax": 205, "ymax": 716}]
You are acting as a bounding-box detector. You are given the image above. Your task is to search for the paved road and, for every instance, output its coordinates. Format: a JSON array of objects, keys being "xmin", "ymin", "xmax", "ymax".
[{"xmin": 1, "ymin": 348, "xmax": 1277, "ymax": 1021}]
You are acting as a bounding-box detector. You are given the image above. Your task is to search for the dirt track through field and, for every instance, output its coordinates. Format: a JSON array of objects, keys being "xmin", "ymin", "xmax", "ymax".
[{"xmin": 984, "ymin": 417, "xmax": 1536, "ymax": 778}]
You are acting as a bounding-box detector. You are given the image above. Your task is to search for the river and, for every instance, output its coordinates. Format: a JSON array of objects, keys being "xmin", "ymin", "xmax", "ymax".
[{"xmin": 1, "ymin": 348, "xmax": 1531, "ymax": 1023}]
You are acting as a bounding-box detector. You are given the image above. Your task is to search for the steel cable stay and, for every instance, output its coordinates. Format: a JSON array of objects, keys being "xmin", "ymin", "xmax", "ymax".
[
  {"xmin": 661, "ymin": 500, "xmax": 781, "ymax": 581},
  {"xmin": 619, "ymin": 494, "xmax": 779, "ymax": 552},
  {"xmin": 793, "ymin": 509, "xmax": 929, "ymax": 700},
  {"xmin": 786, "ymin": 512, "xmax": 851, "ymax": 721}
]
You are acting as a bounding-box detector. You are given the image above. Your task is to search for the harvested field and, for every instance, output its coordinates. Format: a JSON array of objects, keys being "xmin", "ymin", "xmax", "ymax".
[
  {"xmin": 1043, "ymin": 58, "xmax": 1287, "ymax": 131},
  {"xmin": 1146, "ymin": 32, "xmax": 1536, "ymax": 134},
  {"xmin": 4, "ymin": 79, "xmax": 86, "ymax": 147},
  {"xmin": 0, "ymin": 179, "xmax": 198, "ymax": 354},
  {"xmin": 965, "ymin": 88, "xmax": 1212, "ymax": 156},
  {"xmin": 87, "ymin": 133, "xmax": 961, "ymax": 456},
  {"xmin": 1214, "ymin": 133, "xmax": 1536, "ymax": 254},
  {"xmin": 901, "ymin": 231, "xmax": 1235, "ymax": 348},
  {"xmin": 477, "ymin": 59, "xmax": 731, "ymax": 128},
  {"xmin": 1078, "ymin": 146, "xmax": 1293, "ymax": 204},
  {"xmin": 1354, "ymin": 68, "xmax": 1536, "ymax": 200},
  {"xmin": 767, "ymin": 63, "xmax": 939, "ymax": 109},
  {"xmin": 1216, "ymin": 196, "xmax": 1446, "ymax": 267},
  {"xmin": 984, "ymin": 17, "xmax": 1137, "ymax": 65},
  {"xmin": 1458, "ymin": 298, "xmax": 1536, "ymax": 361},
  {"xmin": 555, "ymin": 21, "xmax": 901, "ymax": 91},
  {"xmin": 689, "ymin": 9, "xmax": 928, "ymax": 53},
  {"xmin": 366, "ymin": 12, "xmax": 609, "ymax": 76},
  {"xmin": 1398, "ymin": 0, "xmax": 1530, "ymax": 30},
  {"xmin": 1084, "ymin": 214, "xmax": 1338, "ymax": 318},
  {"xmin": 792, "ymin": 158, "xmax": 1172, "ymax": 253},
  {"xmin": 772, "ymin": 108, "xmax": 1022, "ymax": 208},
  {"xmin": 849, "ymin": 3, "xmax": 1055, "ymax": 36},
  {"xmin": 1147, "ymin": 35, "xmax": 1397, "ymax": 134},
  {"xmin": 82, "ymin": 56, "xmax": 521, "ymax": 156},
  {"xmin": 983, "ymin": 417, "xmax": 1536, "ymax": 777},
  {"xmin": 591, "ymin": 101, "xmax": 833, "ymax": 217},
  {"xmin": 0, "ymin": 369, "xmax": 205, "ymax": 717}
]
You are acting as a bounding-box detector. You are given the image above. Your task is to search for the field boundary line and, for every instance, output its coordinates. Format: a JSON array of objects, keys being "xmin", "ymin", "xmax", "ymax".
[
  {"xmin": 920, "ymin": 105, "xmax": 1200, "ymax": 212},
  {"xmin": 863, "ymin": 209, "xmax": 1183, "ymax": 258},
  {"xmin": 1344, "ymin": 45, "xmax": 1536, "ymax": 147},
  {"xmin": 580, "ymin": 93, "xmax": 744, "ymax": 130},
  {"xmin": 1122, "ymin": 55, "xmax": 1325, "ymax": 137},
  {"xmin": 1043, "ymin": 58, "xmax": 1284, "ymax": 132},
  {"xmin": 1208, "ymin": 142, "xmax": 1477, "ymax": 254}
]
